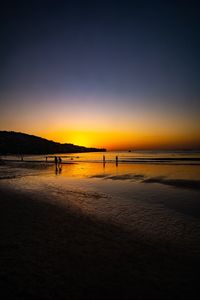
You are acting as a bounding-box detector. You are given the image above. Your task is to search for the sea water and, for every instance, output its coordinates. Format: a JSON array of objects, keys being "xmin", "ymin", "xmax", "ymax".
[{"xmin": 0, "ymin": 150, "xmax": 200, "ymax": 249}]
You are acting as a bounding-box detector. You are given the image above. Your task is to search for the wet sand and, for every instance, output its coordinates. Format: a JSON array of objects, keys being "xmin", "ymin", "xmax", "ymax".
[{"xmin": 0, "ymin": 186, "xmax": 199, "ymax": 299}]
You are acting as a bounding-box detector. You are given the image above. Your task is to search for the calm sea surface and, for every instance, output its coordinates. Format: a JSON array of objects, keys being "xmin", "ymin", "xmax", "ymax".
[
  {"xmin": 1, "ymin": 150, "xmax": 200, "ymax": 163},
  {"xmin": 1, "ymin": 150, "xmax": 200, "ymax": 247}
]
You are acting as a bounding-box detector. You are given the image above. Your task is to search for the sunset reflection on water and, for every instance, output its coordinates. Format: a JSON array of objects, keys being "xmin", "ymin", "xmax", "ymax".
[{"xmin": 52, "ymin": 161, "xmax": 200, "ymax": 182}]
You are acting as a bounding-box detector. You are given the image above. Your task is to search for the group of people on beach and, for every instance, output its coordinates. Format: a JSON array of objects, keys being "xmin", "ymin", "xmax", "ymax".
[{"xmin": 54, "ymin": 156, "xmax": 62, "ymax": 165}]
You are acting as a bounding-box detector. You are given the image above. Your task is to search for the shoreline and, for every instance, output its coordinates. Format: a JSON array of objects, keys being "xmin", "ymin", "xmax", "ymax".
[{"xmin": 0, "ymin": 186, "xmax": 199, "ymax": 299}]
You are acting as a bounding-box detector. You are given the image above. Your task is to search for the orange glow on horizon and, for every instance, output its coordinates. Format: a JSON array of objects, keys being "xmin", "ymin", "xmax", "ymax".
[
  {"xmin": 37, "ymin": 129, "xmax": 200, "ymax": 150},
  {"xmin": 1, "ymin": 94, "xmax": 200, "ymax": 150}
]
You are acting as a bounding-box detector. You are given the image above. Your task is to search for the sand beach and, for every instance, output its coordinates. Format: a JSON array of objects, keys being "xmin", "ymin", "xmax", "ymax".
[{"xmin": 0, "ymin": 176, "xmax": 200, "ymax": 299}]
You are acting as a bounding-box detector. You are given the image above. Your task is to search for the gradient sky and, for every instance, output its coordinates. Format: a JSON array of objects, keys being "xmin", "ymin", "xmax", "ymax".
[{"xmin": 0, "ymin": 0, "xmax": 200, "ymax": 149}]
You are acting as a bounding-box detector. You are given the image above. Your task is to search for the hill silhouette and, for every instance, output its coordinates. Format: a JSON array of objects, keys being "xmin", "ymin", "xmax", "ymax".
[{"xmin": 0, "ymin": 131, "xmax": 106, "ymax": 155}]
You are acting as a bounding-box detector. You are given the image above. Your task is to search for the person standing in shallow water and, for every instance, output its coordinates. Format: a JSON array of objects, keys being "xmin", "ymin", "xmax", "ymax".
[
  {"xmin": 58, "ymin": 157, "xmax": 62, "ymax": 174},
  {"xmin": 54, "ymin": 156, "xmax": 58, "ymax": 165}
]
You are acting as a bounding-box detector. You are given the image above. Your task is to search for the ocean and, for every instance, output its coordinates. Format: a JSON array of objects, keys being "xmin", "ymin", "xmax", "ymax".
[{"xmin": 1, "ymin": 150, "xmax": 200, "ymax": 228}]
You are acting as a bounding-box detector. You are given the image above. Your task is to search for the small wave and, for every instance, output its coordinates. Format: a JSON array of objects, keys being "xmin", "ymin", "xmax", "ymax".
[
  {"xmin": 143, "ymin": 177, "xmax": 200, "ymax": 190},
  {"xmin": 107, "ymin": 174, "xmax": 145, "ymax": 181},
  {"xmin": 90, "ymin": 173, "xmax": 145, "ymax": 181},
  {"xmin": 90, "ymin": 174, "xmax": 110, "ymax": 178},
  {"xmin": 90, "ymin": 173, "xmax": 200, "ymax": 190},
  {"xmin": 0, "ymin": 175, "xmax": 17, "ymax": 180}
]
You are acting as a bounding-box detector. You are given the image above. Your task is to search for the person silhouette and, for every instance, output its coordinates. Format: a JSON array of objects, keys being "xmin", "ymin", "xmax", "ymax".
[{"xmin": 55, "ymin": 156, "xmax": 58, "ymax": 165}]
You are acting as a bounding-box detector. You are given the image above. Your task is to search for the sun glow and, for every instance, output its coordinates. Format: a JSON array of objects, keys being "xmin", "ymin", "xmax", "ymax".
[
  {"xmin": 1, "ymin": 93, "xmax": 200, "ymax": 150},
  {"xmin": 36, "ymin": 127, "xmax": 200, "ymax": 150}
]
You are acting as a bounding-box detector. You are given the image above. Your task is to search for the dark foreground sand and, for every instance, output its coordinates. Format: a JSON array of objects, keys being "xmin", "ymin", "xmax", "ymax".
[{"xmin": 0, "ymin": 187, "xmax": 199, "ymax": 299}]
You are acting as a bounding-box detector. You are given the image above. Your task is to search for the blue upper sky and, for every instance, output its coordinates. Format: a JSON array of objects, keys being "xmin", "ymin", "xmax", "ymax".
[{"xmin": 0, "ymin": 0, "xmax": 200, "ymax": 149}]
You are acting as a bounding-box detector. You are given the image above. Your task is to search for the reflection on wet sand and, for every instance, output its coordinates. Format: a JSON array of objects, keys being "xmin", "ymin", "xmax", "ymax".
[
  {"xmin": 56, "ymin": 161, "xmax": 200, "ymax": 183},
  {"xmin": 55, "ymin": 165, "xmax": 62, "ymax": 175}
]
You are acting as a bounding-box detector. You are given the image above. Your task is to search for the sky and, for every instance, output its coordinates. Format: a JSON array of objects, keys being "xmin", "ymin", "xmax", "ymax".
[{"xmin": 0, "ymin": 0, "xmax": 200, "ymax": 150}]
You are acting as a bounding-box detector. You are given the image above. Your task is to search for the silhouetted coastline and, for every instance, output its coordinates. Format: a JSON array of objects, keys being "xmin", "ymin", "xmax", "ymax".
[{"xmin": 0, "ymin": 131, "xmax": 106, "ymax": 155}]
